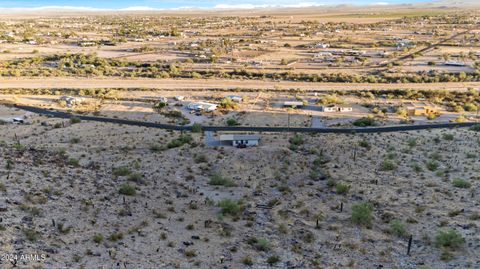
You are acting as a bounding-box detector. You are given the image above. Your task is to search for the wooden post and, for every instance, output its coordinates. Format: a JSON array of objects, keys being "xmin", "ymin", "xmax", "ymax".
[
  {"xmin": 52, "ymin": 219, "xmax": 56, "ymax": 227},
  {"xmin": 316, "ymin": 219, "xmax": 319, "ymax": 229},
  {"xmin": 340, "ymin": 202, "xmax": 343, "ymax": 212},
  {"xmin": 407, "ymin": 235, "xmax": 413, "ymax": 256},
  {"xmin": 353, "ymin": 147, "xmax": 357, "ymax": 162}
]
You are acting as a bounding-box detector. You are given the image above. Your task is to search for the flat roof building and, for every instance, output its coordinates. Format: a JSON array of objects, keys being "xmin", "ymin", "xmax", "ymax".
[{"xmin": 219, "ymin": 135, "xmax": 260, "ymax": 147}]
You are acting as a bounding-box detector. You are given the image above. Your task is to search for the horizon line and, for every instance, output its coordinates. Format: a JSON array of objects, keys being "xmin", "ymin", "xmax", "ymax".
[{"xmin": 0, "ymin": 2, "xmax": 438, "ymax": 12}]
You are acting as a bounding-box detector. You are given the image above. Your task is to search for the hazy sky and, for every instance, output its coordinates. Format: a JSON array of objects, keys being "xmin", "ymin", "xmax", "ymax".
[{"xmin": 0, "ymin": 0, "xmax": 430, "ymax": 9}]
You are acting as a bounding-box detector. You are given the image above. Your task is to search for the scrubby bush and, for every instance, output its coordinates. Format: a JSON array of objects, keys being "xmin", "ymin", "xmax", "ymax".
[
  {"xmin": 289, "ymin": 134, "xmax": 304, "ymax": 146},
  {"xmin": 353, "ymin": 117, "xmax": 376, "ymax": 127},
  {"xmin": 452, "ymin": 178, "xmax": 471, "ymax": 188},
  {"xmin": 70, "ymin": 117, "xmax": 81, "ymax": 124},
  {"xmin": 208, "ymin": 173, "xmax": 236, "ymax": 187},
  {"xmin": 336, "ymin": 183, "xmax": 350, "ymax": 195},
  {"xmin": 226, "ymin": 118, "xmax": 237, "ymax": 126},
  {"xmin": 434, "ymin": 229, "xmax": 465, "ymax": 249},
  {"xmin": 118, "ymin": 184, "xmax": 136, "ymax": 196},
  {"xmin": 351, "ymin": 202, "xmax": 373, "ymax": 226},
  {"xmin": 380, "ymin": 160, "xmax": 396, "ymax": 171},
  {"xmin": 113, "ymin": 166, "xmax": 131, "ymax": 176},
  {"xmin": 389, "ymin": 220, "xmax": 407, "ymax": 237},
  {"xmin": 218, "ymin": 199, "xmax": 242, "ymax": 216},
  {"xmin": 191, "ymin": 123, "xmax": 202, "ymax": 132}
]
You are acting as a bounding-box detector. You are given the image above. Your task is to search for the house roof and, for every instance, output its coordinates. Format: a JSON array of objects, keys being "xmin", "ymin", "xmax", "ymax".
[{"xmin": 219, "ymin": 135, "xmax": 260, "ymax": 141}]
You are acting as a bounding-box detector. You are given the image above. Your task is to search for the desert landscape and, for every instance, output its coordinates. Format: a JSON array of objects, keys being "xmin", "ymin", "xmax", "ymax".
[{"xmin": 0, "ymin": 1, "xmax": 480, "ymax": 269}]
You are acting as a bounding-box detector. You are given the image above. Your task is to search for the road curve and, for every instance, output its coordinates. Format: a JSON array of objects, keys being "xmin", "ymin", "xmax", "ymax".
[{"xmin": 15, "ymin": 105, "xmax": 479, "ymax": 134}]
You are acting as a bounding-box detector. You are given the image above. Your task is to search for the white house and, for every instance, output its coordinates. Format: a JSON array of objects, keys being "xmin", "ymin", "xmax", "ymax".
[{"xmin": 219, "ymin": 135, "xmax": 260, "ymax": 147}]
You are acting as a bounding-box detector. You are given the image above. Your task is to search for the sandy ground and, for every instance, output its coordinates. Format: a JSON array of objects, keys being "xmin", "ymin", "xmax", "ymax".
[{"xmin": 0, "ymin": 104, "xmax": 479, "ymax": 269}]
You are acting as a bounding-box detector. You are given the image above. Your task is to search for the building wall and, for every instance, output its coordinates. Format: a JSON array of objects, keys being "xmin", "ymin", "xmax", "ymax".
[{"xmin": 232, "ymin": 139, "xmax": 259, "ymax": 146}]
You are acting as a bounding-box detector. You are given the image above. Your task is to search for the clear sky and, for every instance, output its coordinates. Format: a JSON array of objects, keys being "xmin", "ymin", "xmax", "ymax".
[{"xmin": 0, "ymin": 0, "xmax": 431, "ymax": 9}]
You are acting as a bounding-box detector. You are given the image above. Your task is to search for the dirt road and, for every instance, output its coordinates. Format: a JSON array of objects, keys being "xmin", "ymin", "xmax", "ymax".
[{"xmin": 0, "ymin": 77, "xmax": 478, "ymax": 91}]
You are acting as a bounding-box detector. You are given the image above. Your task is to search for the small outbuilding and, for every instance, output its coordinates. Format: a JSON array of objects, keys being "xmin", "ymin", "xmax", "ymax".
[
  {"xmin": 219, "ymin": 135, "xmax": 260, "ymax": 147},
  {"xmin": 283, "ymin": 101, "xmax": 304, "ymax": 108}
]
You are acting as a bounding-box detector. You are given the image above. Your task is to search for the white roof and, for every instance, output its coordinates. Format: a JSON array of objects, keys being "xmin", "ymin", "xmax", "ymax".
[{"xmin": 219, "ymin": 135, "xmax": 260, "ymax": 141}]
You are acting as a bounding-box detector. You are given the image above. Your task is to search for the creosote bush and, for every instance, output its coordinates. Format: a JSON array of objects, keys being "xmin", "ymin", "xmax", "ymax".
[
  {"xmin": 351, "ymin": 202, "xmax": 373, "ymax": 227},
  {"xmin": 435, "ymin": 229, "xmax": 465, "ymax": 249},
  {"xmin": 118, "ymin": 184, "xmax": 136, "ymax": 196},
  {"xmin": 452, "ymin": 178, "xmax": 471, "ymax": 189},
  {"xmin": 218, "ymin": 199, "xmax": 242, "ymax": 216},
  {"xmin": 208, "ymin": 173, "xmax": 236, "ymax": 187}
]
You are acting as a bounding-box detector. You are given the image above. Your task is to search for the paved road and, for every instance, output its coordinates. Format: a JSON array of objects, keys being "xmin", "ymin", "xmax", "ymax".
[{"xmin": 14, "ymin": 105, "xmax": 480, "ymax": 134}]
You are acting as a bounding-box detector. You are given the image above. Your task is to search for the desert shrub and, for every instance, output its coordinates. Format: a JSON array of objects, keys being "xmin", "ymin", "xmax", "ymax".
[
  {"xmin": 464, "ymin": 103, "xmax": 477, "ymax": 112},
  {"xmin": 118, "ymin": 184, "xmax": 136, "ymax": 196},
  {"xmin": 153, "ymin": 101, "xmax": 167, "ymax": 110},
  {"xmin": 226, "ymin": 118, "xmax": 237, "ymax": 126},
  {"xmin": 108, "ymin": 232, "xmax": 124, "ymax": 241},
  {"xmin": 317, "ymin": 94, "xmax": 343, "ymax": 105},
  {"xmin": 194, "ymin": 154, "xmax": 208, "ymax": 163},
  {"xmin": 434, "ymin": 229, "xmax": 465, "ymax": 249},
  {"xmin": 112, "ymin": 166, "xmax": 131, "ymax": 176},
  {"xmin": 191, "ymin": 123, "xmax": 202, "ymax": 133},
  {"xmin": 267, "ymin": 255, "xmax": 280, "ymax": 265},
  {"xmin": 208, "ymin": 173, "xmax": 236, "ymax": 187},
  {"xmin": 167, "ymin": 133, "xmax": 192, "ymax": 148},
  {"xmin": 23, "ymin": 228, "xmax": 40, "ymax": 242},
  {"xmin": 452, "ymin": 178, "xmax": 471, "ymax": 188},
  {"xmin": 358, "ymin": 140, "xmax": 370, "ymax": 149},
  {"xmin": 407, "ymin": 138, "xmax": 417, "ymax": 147},
  {"xmin": 353, "ymin": 117, "xmax": 376, "ymax": 127},
  {"xmin": 442, "ymin": 133, "xmax": 454, "ymax": 140},
  {"xmin": 470, "ymin": 124, "xmax": 480, "ymax": 132},
  {"xmin": 70, "ymin": 117, "xmax": 81, "ymax": 124},
  {"xmin": 351, "ymin": 202, "xmax": 373, "ymax": 226},
  {"xmin": 218, "ymin": 199, "xmax": 242, "ymax": 216},
  {"xmin": 335, "ymin": 183, "xmax": 350, "ymax": 195},
  {"xmin": 247, "ymin": 237, "xmax": 270, "ymax": 251},
  {"xmin": 380, "ymin": 160, "xmax": 396, "ymax": 171},
  {"xmin": 425, "ymin": 160, "xmax": 438, "ymax": 171},
  {"xmin": 242, "ymin": 256, "xmax": 253, "ymax": 266},
  {"xmin": 93, "ymin": 234, "xmax": 104, "ymax": 243},
  {"xmin": 128, "ymin": 173, "xmax": 144, "ymax": 184},
  {"xmin": 389, "ymin": 220, "xmax": 407, "ymax": 237},
  {"xmin": 67, "ymin": 158, "xmax": 80, "ymax": 167},
  {"xmin": 289, "ymin": 134, "xmax": 304, "ymax": 146},
  {"xmin": 220, "ymin": 98, "xmax": 238, "ymax": 110}
]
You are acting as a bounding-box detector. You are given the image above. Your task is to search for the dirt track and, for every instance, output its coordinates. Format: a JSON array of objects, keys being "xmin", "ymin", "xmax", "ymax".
[{"xmin": 0, "ymin": 78, "xmax": 479, "ymax": 91}]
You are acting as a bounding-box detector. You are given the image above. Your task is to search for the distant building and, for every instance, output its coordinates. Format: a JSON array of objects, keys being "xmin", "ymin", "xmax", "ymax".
[
  {"xmin": 219, "ymin": 134, "xmax": 260, "ymax": 147},
  {"xmin": 320, "ymin": 105, "xmax": 353, "ymax": 112},
  {"xmin": 59, "ymin": 96, "xmax": 85, "ymax": 107},
  {"xmin": 444, "ymin": 61, "xmax": 466, "ymax": 67},
  {"xmin": 226, "ymin": 95, "xmax": 242, "ymax": 102},
  {"xmin": 187, "ymin": 102, "xmax": 217, "ymax": 112},
  {"xmin": 404, "ymin": 102, "xmax": 439, "ymax": 116},
  {"xmin": 283, "ymin": 101, "xmax": 304, "ymax": 108}
]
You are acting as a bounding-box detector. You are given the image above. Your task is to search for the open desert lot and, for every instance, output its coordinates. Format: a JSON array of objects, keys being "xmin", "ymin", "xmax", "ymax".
[
  {"xmin": 0, "ymin": 105, "xmax": 480, "ymax": 269},
  {"xmin": 1, "ymin": 2, "xmax": 480, "ymax": 269}
]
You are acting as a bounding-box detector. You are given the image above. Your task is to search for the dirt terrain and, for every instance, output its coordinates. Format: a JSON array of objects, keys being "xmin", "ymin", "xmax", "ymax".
[{"xmin": 0, "ymin": 104, "xmax": 479, "ymax": 269}]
